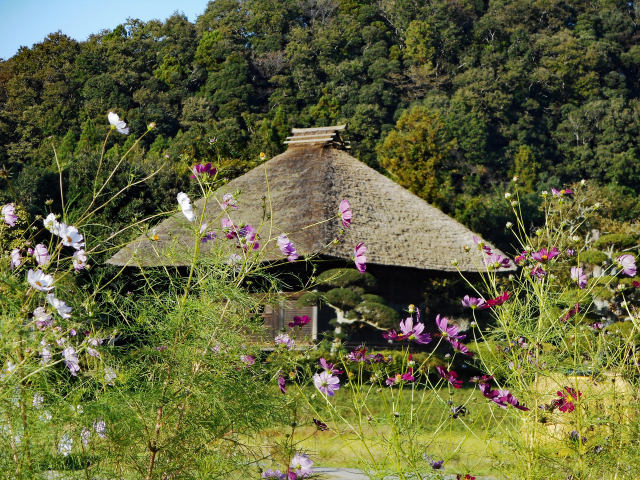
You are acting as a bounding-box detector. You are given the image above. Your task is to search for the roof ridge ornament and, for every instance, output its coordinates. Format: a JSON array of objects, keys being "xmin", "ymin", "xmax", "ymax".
[{"xmin": 284, "ymin": 125, "xmax": 349, "ymax": 149}]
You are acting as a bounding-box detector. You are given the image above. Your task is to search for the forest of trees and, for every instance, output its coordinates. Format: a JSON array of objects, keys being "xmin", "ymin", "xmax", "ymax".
[{"xmin": 1, "ymin": 0, "xmax": 640, "ymax": 249}]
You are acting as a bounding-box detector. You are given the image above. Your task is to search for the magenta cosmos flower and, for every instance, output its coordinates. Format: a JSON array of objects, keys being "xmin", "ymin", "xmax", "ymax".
[
  {"xmin": 551, "ymin": 187, "xmax": 573, "ymax": 198},
  {"xmin": 617, "ymin": 254, "xmax": 637, "ymax": 277},
  {"xmin": 277, "ymin": 234, "xmax": 299, "ymax": 262},
  {"xmin": 190, "ymin": 163, "xmax": 216, "ymax": 178},
  {"xmin": 436, "ymin": 366, "xmax": 463, "ymax": 388},
  {"xmin": 530, "ymin": 266, "xmax": 547, "ymax": 279},
  {"xmin": 289, "ymin": 315, "xmax": 310, "ymax": 328},
  {"xmin": 562, "ymin": 303, "xmax": 580, "ymax": 322},
  {"xmin": 386, "ymin": 368, "xmax": 415, "ymax": 386},
  {"xmin": 571, "ymin": 266, "xmax": 587, "ymax": 289},
  {"xmin": 553, "ymin": 386, "xmax": 581, "ymax": 413},
  {"xmin": 354, "ymin": 243, "xmax": 367, "ymax": 273},
  {"xmin": 485, "ymin": 292, "xmax": 510, "ymax": 308},
  {"xmin": 531, "ymin": 247, "xmax": 561, "ymax": 263},
  {"xmin": 478, "ymin": 382, "xmax": 528, "ymax": 410},
  {"xmin": 339, "ymin": 199, "xmax": 352, "ymax": 228},
  {"xmin": 313, "ymin": 371, "xmax": 340, "ymax": 397},
  {"xmin": 2, "ymin": 203, "xmax": 17, "ymax": 227}
]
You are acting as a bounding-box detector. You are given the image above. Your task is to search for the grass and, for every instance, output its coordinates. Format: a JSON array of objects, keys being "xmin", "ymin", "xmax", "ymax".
[{"xmin": 256, "ymin": 386, "xmax": 516, "ymax": 477}]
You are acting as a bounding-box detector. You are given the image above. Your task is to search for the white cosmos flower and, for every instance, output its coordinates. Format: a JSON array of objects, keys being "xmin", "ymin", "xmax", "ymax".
[
  {"xmin": 72, "ymin": 249, "xmax": 87, "ymax": 271},
  {"xmin": 27, "ymin": 269, "xmax": 54, "ymax": 292},
  {"xmin": 43, "ymin": 213, "xmax": 60, "ymax": 234},
  {"xmin": 177, "ymin": 192, "xmax": 196, "ymax": 222},
  {"xmin": 59, "ymin": 224, "xmax": 84, "ymax": 250},
  {"xmin": 107, "ymin": 111, "xmax": 130, "ymax": 135},
  {"xmin": 46, "ymin": 294, "xmax": 72, "ymax": 319}
]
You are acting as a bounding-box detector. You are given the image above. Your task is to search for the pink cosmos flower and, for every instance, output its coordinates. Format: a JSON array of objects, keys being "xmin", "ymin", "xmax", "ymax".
[
  {"xmin": 220, "ymin": 193, "xmax": 238, "ymax": 210},
  {"xmin": 277, "ymin": 234, "xmax": 299, "ymax": 262},
  {"xmin": 461, "ymin": 295, "xmax": 485, "ymax": 309},
  {"xmin": 319, "ymin": 357, "xmax": 343, "ymax": 375},
  {"xmin": 551, "ymin": 187, "xmax": 573, "ymax": 198},
  {"xmin": 289, "ymin": 453, "xmax": 313, "ymax": 478},
  {"xmin": 240, "ymin": 354, "xmax": 255, "ymax": 366},
  {"xmin": 530, "ymin": 266, "xmax": 547, "ymax": 279},
  {"xmin": 436, "ymin": 366, "xmax": 463, "ymax": 388},
  {"xmin": 473, "ymin": 235, "xmax": 492, "ymax": 254},
  {"xmin": 190, "ymin": 163, "xmax": 216, "ymax": 178},
  {"xmin": 278, "ymin": 376, "xmax": 286, "ymax": 394},
  {"xmin": 62, "ymin": 347, "xmax": 80, "ymax": 376},
  {"xmin": 449, "ymin": 338, "xmax": 473, "ymax": 356},
  {"xmin": 531, "ymin": 247, "xmax": 560, "ymax": 263},
  {"xmin": 33, "ymin": 244, "xmax": 50, "ymax": 266},
  {"xmin": 339, "ymin": 199, "xmax": 352, "ymax": 228},
  {"xmin": 33, "ymin": 307, "xmax": 52, "ymax": 330},
  {"xmin": 313, "ymin": 371, "xmax": 340, "ymax": 396},
  {"xmin": 354, "ymin": 243, "xmax": 367, "ymax": 273},
  {"xmin": 2, "ymin": 203, "xmax": 17, "ymax": 227},
  {"xmin": 236, "ymin": 224, "xmax": 259, "ymax": 251},
  {"xmin": 590, "ymin": 322, "xmax": 604, "ymax": 331},
  {"xmin": 398, "ymin": 316, "xmax": 432, "ymax": 344},
  {"xmin": 571, "ymin": 266, "xmax": 587, "ymax": 289},
  {"xmin": 345, "ymin": 346, "xmax": 391, "ymax": 364},
  {"xmin": 435, "ymin": 315, "xmax": 465, "ymax": 342},
  {"xmin": 484, "ymin": 253, "xmax": 511, "ymax": 269},
  {"xmin": 617, "ymin": 254, "xmax": 637, "ymax": 277},
  {"xmin": 262, "ymin": 469, "xmax": 286, "ymax": 479},
  {"xmin": 10, "ymin": 248, "xmax": 21, "ymax": 269},
  {"xmin": 275, "ymin": 333, "xmax": 295, "ymax": 350},
  {"xmin": 72, "ymin": 249, "xmax": 87, "ymax": 271},
  {"xmin": 289, "ymin": 315, "xmax": 310, "ymax": 328}
]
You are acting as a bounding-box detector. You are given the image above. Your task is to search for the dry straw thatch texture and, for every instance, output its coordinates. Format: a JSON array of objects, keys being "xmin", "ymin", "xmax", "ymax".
[{"xmin": 107, "ymin": 141, "xmax": 514, "ymax": 272}]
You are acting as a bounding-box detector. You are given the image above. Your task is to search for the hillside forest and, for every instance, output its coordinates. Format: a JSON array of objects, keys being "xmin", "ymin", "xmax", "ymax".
[{"xmin": 2, "ymin": 0, "xmax": 640, "ymax": 250}]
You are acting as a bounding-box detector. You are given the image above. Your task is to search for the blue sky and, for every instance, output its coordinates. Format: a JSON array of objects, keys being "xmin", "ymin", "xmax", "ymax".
[{"xmin": 0, "ymin": 0, "xmax": 211, "ymax": 60}]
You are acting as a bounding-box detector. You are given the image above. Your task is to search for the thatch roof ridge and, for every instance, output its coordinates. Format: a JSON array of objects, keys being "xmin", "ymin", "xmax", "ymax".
[{"xmin": 106, "ymin": 145, "xmax": 514, "ymax": 272}]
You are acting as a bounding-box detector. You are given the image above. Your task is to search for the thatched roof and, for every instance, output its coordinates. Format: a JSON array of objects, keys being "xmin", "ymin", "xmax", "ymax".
[{"xmin": 107, "ymin": 127, "xmax": 514, "ymax": 272}]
